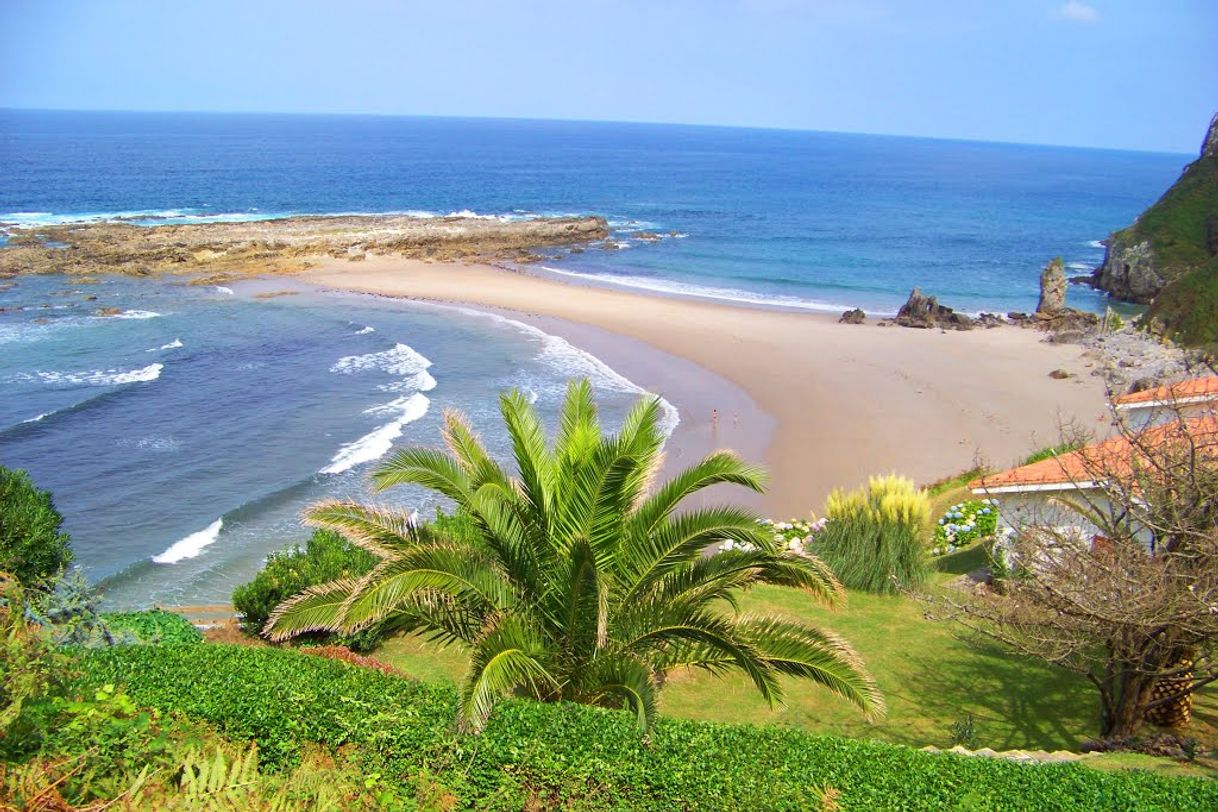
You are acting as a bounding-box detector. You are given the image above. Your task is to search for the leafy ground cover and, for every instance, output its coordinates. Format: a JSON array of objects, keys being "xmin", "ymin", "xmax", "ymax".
[{"xmin": 72, "ymin": 644, "xmax": 1218, "ymax": 810}]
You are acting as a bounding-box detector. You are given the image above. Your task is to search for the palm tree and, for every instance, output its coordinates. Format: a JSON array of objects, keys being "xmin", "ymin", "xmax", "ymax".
[{"xmin": 267, "ymin": 380, "xmax": 883, "ymax": 732}]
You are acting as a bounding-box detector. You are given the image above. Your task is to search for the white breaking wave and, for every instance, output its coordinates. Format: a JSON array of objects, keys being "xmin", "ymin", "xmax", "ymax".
[
  {"xmin": 0, "ymin": 209, "xmax": 282, "ymax": 229},
  {"xmin": 1066, "ymin": 262, "xmax": 1093, "ymax": 271},
  {"xmin": 13, "ymin": 362, "xmax": 163, "ymax": 387},
  {"xmin": 410, "ymin": 301, "xmax": 681, "ymax": 437},
  {"xmin": 538, "ymin": 266, "xmax": 888, "ymax": 317},
  {"xmin": 147, "ymin": 338, "xmax": 183, "ymax": 352},
  {"xmin": 22, "ymin": 413, "xmax": 50, "ymax": 424},
  {"xmin": 153, "ymin": 518, "xmax": 223, "ymax": 564},
  {"xmin": 109, "ymin": 309, "xmax": 162, "ymax": 320},
  {"xmin": 215, "ymin": 286, "xmax": 234, "ymax": 296},
  {"xmin": 321, "ymin": 393, "xmax": 430, "ymax": 474},
  {"xmin": 1087, "ymin": 240, "xmax": 1105, "ymax": 249},
  {"xmin": 354, "ymin": 325, "xmax": 376, "ymax": 335},
  {"xmin": 330, "ymin": 343, "xmax": 434, "ymax": 385}
]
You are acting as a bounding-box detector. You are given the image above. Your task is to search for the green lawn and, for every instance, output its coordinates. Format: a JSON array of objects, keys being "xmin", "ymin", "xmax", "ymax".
[{"xmin": 374, "ymin": 574, "xmax": 1217, "ymax": 760}]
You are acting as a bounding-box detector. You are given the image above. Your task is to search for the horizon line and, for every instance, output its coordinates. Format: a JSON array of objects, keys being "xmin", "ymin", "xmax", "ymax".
[{"xmin": 0, "ymin": 105, "xmax": 1194, "ymax": 158}]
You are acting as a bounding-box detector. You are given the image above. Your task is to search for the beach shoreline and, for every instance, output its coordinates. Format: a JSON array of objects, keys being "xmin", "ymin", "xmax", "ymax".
[{"xmin": 300, "ymin": 256, "xmax": 1113, "ymax": 516}]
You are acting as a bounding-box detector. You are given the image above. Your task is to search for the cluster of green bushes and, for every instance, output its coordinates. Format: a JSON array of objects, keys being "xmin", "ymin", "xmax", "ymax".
[
  {"xmin": 231, "ymin": 528, "xmax": 383, "ymax": 651},
  {"xmin": 70, "ymin": 644, "xmax": 1218, "ymax": 810},
  {"xmin": 0, "ymin": 466, "xmax": 73, "ymax": 586},
  {"xmin": 813, "ymin": 475, "xmax": 932, "ymax": 594},
  {"xmin": 231, "ymin": 511, "xmax": 480, "ymax": 653}
]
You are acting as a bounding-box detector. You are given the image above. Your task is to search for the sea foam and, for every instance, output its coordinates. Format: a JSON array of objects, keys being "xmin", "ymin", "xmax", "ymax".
[
  {"xmin": 14, "ymin": 362, "xmax": 164, "ymax": 387},
  {"xmin": 109, "ymin": 309, "xmax": 162, "ymax": 320},
  {"xmin": 147, "ymin": 338, "xmax": 183, "ymax": 352},
  {"xmin": 330, "ymin": 343, "xmax": 435, "ymax": 386},
  {"xmin": 413, "ymin": 301, "xmax": 681, "ymax": 437},
  {"xmin": 152, "ymin": 518, "xmax": 223, "ymax": 564},
  {"xmin": 538, "ymin": 266, "xmax": 880, "ymax": 317},
  {"xmin": 321, "ymin": 393, "xmax": 430, "ymax": 474}
]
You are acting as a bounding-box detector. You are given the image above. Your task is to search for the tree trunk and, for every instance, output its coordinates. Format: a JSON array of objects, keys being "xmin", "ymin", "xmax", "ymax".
[{"xmin": 1103, "ymin": 671, "xmax": 1155, "ymax": 738}]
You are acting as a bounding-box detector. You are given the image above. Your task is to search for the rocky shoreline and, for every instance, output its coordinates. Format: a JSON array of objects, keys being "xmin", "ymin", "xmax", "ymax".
[{"xmin": 0, "ymin": 213, "xmax": 609, "ymax": 284}]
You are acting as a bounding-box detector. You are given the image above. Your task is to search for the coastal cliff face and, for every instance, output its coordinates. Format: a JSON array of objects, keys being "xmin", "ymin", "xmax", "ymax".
[
  {"xmin": 0, "ymin": 213, "xmax": 609, "ymax": 282},
  {"xmin": 1093, "ymin": 112, "xmax": 1218, "ymax": 347}
]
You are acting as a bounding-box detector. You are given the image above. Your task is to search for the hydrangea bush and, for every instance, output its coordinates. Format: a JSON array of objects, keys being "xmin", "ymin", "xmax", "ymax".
[
  {"xmin": 932, "ymin": 499, "xmax": 999, "ymax": 556},
  {"xmin": 719, "ymin": 517, "xmax": 828, "ymax": 556}
]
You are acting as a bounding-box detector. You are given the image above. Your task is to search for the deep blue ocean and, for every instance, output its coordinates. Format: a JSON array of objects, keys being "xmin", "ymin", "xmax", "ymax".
[{"xmin": 0, "ymin": 109, "xmax": 1189, "ymax": 607}]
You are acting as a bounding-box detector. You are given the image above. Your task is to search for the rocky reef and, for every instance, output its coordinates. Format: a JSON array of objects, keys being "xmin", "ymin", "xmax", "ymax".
[
  {"xmin": 0, "ymin": 213, "xmax": 609, "ymax": 282},
  {"xmin": 1090, "ymin": 112, "xmax": 1218, "ymax": 348}
]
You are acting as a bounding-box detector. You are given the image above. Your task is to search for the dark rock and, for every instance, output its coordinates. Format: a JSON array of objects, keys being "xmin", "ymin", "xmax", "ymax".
[
  {"xmin": 633, "ymin": 231, "xmax": 662, "ymax": 243},
  {"xmin": 1048, "ymin": 369, "xmax": 1072, "ymax": 379},
  {"xmin": 1068, "ymin": 274, "xmax": 1097, "ymax": 287},
  {"xmin": 977, "ymin": 312, "xmax": 1005, "ymax": 329},
  {"xmin": 895, "ymin": 287, "xmax": 974, "ymax": 330},
  {"xmin": 839, "ymin": 308, "xmax": 866, "ymax": 324},
  {"xmin": 1127, "ymin": 377, "xmax": 1157, "ymax": 395},
  {"xmin": 1007, "ymin": 311, "xmax": 1029, "ymax": 322}
]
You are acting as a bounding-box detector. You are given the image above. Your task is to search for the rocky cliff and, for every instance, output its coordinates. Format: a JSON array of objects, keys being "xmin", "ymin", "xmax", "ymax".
[{"xmin": 1093, "ymin": 112, "xmax": 1218, "ymax": 348}]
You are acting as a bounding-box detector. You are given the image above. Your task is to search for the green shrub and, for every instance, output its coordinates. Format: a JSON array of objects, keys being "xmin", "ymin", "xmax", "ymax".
[
  {"xmin": 814, "ymin": 474, "xmax": 931, "ymax": 594},
  {"xmin": 931, "ymin": 499, "xmax": 999, "ymax": 556},
  {"xmin": 0, "ymin": 466, "xmax": 72, "ymax": 586},
  {"xmin": 0, "ymin": 574, "xmax": 73, "ymax": 760},
  {"xmin": 70, "ymin": 644, "xmax": 1218, "ymax": 810},
  {"xmin": 232, "ymin": 529, "xmax": 382, "ymax": 651},
  {"xmin": 101, "ymin": 609, "xmax": 202, "ymax": 645}
]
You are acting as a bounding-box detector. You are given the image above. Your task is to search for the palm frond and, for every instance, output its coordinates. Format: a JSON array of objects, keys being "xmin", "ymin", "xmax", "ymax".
[
  {"xmin": 582, "ymin": 654, "xmax": 658, "ymax": 732},
  {"xmin": 620, "ymin": 609, "xmax": 782, "ymax": 705},
  {"xmin": 554, "ymin": 379, "xmax": 601, "ymax": 467},
  {"xmin": 263, "ymin": 577, "xmax": 361, "ymax": 641},
  {"xmin": 498, "ymin": 388, "xmax": 555, "ymax": 537},
  {"xmin": 303, "ymin": 500, "xmax": 423, "ymax": 559},
  {"xmin": 621, "ymin": 505, "xmax": 772, "ymax": 596},
  {"xmin": 339, "ymin": 547, "xmax": 514, "ymax": 631},
  {"xmin": 734, "ymin": 615, "xmax": 886, "ymax": 720},
  {"xmin": 371, "ymin": 447, "xmax": 471, "ymax": 500},
  {"xmin": 442, "ymin": 408, "xmax": 513, "ymax": 492},
  {"xmin": 631, "ymin": 451, "xmax": 767, "ymax": 534},
  {"xmin": 460, "ymin": 615, "xmax": 557, "ymax": 732}
]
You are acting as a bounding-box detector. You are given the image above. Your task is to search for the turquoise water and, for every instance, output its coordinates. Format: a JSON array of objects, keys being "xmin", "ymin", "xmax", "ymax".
[{"xmin": 0, "ymin": 110, "xmax": 1188, "ymax": 606}]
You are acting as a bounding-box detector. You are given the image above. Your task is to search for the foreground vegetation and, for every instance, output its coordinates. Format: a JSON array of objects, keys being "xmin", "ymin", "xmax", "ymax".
[
  {"xmin": 69, "ymin": 643, "xmax": 1218, "ymax": 810},
  {"xmin": 267, "ymin": 381, "xmax": 882, "ymax": 732}
]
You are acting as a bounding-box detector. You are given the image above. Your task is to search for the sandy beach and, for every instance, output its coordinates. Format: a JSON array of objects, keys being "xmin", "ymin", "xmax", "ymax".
[{"xmin": 302, "ymin": 256, "xmax": 1111, "ymax": 516}]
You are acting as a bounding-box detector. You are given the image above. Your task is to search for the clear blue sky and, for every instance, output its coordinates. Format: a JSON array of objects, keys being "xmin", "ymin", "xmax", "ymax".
[{"xmin": 1, "ymin": 0, "xmax": 1213, "ymax": 153}]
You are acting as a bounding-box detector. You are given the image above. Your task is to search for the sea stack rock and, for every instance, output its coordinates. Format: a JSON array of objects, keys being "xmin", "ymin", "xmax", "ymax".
[
  {"xmin": 895, "ymin": 288, "xmax": 973, "ymax": 330},
  {"xmin": 895, "ymin": 288, "xmax": 938, "ymax": 328},
  {"xmin": 839, "ymin": 308, "xmax": 866, "ymax": 324},
  {"xmin": 1036, "ymin": 258, "xmax": 1066, "ymax": 316}
]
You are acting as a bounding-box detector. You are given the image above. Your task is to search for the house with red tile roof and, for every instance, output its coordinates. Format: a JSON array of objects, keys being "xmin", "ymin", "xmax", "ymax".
[
  {"xmin": 1112, "ymin": 375, "xmax": 1218, "ymax": 429},
  {"xmin": 970, "ymin": 412, "xmax": 1218, "ymax": 549}
]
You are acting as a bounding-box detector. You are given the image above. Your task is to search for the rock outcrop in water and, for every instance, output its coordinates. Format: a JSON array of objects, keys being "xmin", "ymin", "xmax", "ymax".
[
  {"xmin": 0, "ymin": 213, "xmax": 610, "ymax": 282},
  {"xmin": 1091, "ymin": 112, "xmax": 1218, "ymax": 348}
]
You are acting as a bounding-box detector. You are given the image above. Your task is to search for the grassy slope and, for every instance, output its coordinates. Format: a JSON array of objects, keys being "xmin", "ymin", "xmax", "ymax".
[
  {"xmin": 375, "ymin": 578, "xmax": 1218, "ymax": 761},
  {"xmin": 1121, "ymin": 152, "xmax": 1218, "ymax": 348}
]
